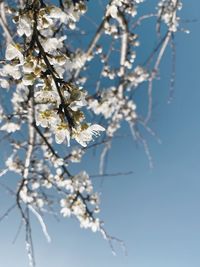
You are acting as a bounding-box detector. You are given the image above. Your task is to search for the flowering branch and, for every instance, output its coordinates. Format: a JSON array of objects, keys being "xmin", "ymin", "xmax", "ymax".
[{"xmin": 0, "ymin": 0, "xmax": 186, "ymax": 266}]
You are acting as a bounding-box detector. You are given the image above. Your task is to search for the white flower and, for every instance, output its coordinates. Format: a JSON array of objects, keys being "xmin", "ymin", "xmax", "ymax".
[
  {"xmin": 90, "ymin": 218, "xmax": 100, "ymax": 232},
  {"xmin": 66, "ymin": 54, "xmax": 87, "ymax": 70},
  {"xmin": 79, "ymin": 217, "xmax": 100, "ymax": 232},
  {"xmin": 49, "ymin": 7, "xmax": 69, "ymax": 24},
  {"xmin": 0, "ymin": 122, "xmax": 20, "ymax": 133},
  {"xmin": 70, "ymin": 148, "xmax": 84, "ymax": 163},
  {"xmin": 72, "ymin": 199, "xmax": 86, "ymax": 216},
  {"xmin": 36, "ymin": 198, "xmax": 44, "ymax": 208},
  {"xmin": 60, "ymin": 198, "xmax": 71, "ymax": 217},
  {"xmin": 23, "ymin": 61, "xmax": 36, "ymax": 74},
  {"xmin": 17, "ymin": 16, "xmax": 32, "ymax": 37},
  {"xmin": 69, "ymin": 90, "xmax": 87, "ymax": 111},
  {"xmin": 19, "ymin": 186, "xmax": 33, "ymax": 204},
  {"xmin": 61, "ymin": 206, "xmax": 71, "ymax": 217},
  {"xmin": 35, "ymin": 89, "xmax": 59, "ymax": 103},
  {"xmin": 63, "ymin": 180, "xmax": 74, "ymax": 193},
  {"xmin": 42, "ymin": 36, "xmax": 66, "ymax": 53},
  {"xmin": 73, "ymin": 124, "xmax": 105, "ymax": 147},
  {"xmin": 79, "ymin": 215, "xmax": 91, "ymax": 229},
  {"xmin": 5, "ymin": 154, "xmax": 21, "ymax": 173},
  {"xmin": 90, "ymin": 193, "xmax": 100, "ymax": 206},
  {"xmin": 54, "ymin": 157, "xmax": 64, "ymax": 167},
  {"xmin": 5, "ymin": 44, "xmax": 24, "ymax": 65},
  {"xmin": 36, "ymin": 110, "xmax": 60, "ymax": 128},
  {"xmin": 42, "ymin": 179, "xmax": 52, "ymax": 189},
  {"xmin": 54, "ymin": 123, "xmax": 71, "ymax": 146},
  {"xmin": 32, "ymin": 182, "xmax": 40, "ymax": 190},
  {"xmin": 37, "ymin": 14, "xmax": 53, "ymax": 30},
  {"xmin": 2, "ymin": 64, "xmax": 21, "ymax": 79},
  {"xmin": 0, "ymin": 79, "xmax": 9, "ymax": 89},
  {"xmin": 22, "ymin": 73, "xmax": 36, "ymax": 86}
]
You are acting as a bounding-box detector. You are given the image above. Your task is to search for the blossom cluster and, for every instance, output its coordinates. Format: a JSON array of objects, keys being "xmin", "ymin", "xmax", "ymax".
[
  {"xmin": 2, "ymin": 1, "xmax": 104, "ymax": 148},
  {"xmin": 60, "ymin": 171, "xmax": 100, "ymax": 232},
  {"xmin": 157, "ymin": 0, "xmax": 183, "ymax": 32},
  {"xmin": 89, "ymin": 87, "xmax": 137, "ymax": 137}
]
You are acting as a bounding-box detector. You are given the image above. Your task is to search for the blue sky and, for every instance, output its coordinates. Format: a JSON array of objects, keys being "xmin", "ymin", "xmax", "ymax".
[{"xmin": 1, "ymin": 1, "xmax": 200, "ymax": 267}]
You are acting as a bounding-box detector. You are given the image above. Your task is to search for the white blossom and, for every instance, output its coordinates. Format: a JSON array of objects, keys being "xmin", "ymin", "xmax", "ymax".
[
  {"xmin": 0, "ymin": 122, "xmax": 20, "ymax": 133},
  {"xmin": 19, "ymin": 186, "xmax": 33, "ymax": 204},
  {"xmin": 54, "ymin": 123, "xmax": 71, "ymax": 146},
  {"xmin": 36, "ymin": 110, "xmax": 60, "ymax": 128},
  {"xmin": 1, "ymin": 64, "xmax": 21, "ymax": 79},
  {"xmin": 73, "ymin": 124, "xmax": 105, "ymax": 147},
  {"xmin": 17, "ymin": 16, "xmax": 32, "ymax": 37},
  {"xmin": 42, "ymin": 36, "xmax": 66, "ymax": 53},
  {"xmin": 5, "ymin": 44, "xmax": 24, "ymax": 65},
  {"xmin": 35, "ymin": 89, "xmax": 59, "ymax": 103},
  {"xmin": 0, "ymin": 79, "xmax": 9, "ymax": 89}
]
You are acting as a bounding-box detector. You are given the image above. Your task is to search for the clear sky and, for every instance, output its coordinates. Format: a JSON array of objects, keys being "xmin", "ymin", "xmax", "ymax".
[{"xmin": 0, "ymin": 1, "xmax": 200, "ymax": 267}]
